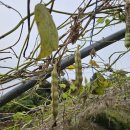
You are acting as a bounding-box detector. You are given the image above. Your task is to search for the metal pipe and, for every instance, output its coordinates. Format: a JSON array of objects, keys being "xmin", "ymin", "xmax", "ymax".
[{"xmin": 0, "ymin": 28, "xmax": 125, "ymax": 107}]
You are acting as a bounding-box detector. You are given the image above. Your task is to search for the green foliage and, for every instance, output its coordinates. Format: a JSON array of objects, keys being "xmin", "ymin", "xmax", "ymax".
[
  {"xmin": 0, "ymin": 88, "xmax": 50, "ymax": 113},
  {"xmin": 13, "ymin": 112, "xmax": 32, "ymax": 123},
  {"xmin": 96, "ymin": 17, "xmax": 112, "ymax": 26},
  {"xmin": 91, "ymin": 73, "xmax": 111, "ymax": 95},
  {"xmin": 92, "ymin": 87, "xmax": 105, "ymax": 95},
  {"xmin": 5, "ymin": 126, "xmax": 21, "ymax": 130},
  {"xmin": 70, "ymin": 83, "xmax": 76, "ymax": 91},
  {"xmin": 0, "ymin": 1, "xmax": 129, "ymax": 129},
  {"xmin": 96, "ymin": 17, "xmax": 105, "ymax": 24},
  {"xmin": 59, "ymin": 83, "xmax": 66, "ymax": 89},
  {"xmin": 105, "ymin": 19, "xmax": 110, "ymax": 25},
  {"xmin": 0, "ymin": 100, "xmax": 32, "ymax": 113},
  {"xmin": 94, "ymin": 109, "xmax": 130, "ymax": 130},
  {"xmin": 62, "ymin": 92, "xmax": 68, "ymax": 99},
  {"xmin": 109, "ymin": 69, "xmax": 128, "ymax": 88},
  {"xmin": 118, "ymin": 13, "xmax": 125, "ymax": 22}
]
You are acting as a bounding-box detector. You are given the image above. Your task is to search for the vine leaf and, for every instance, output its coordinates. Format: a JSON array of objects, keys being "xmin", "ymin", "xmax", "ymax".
[
  {"xmin": 59, "ymin": 84, "xmax": 66, "ymax": 89},
  {"xmin": 96, "ymin": 17, "xmax": 105, "ymax": 24},
  {"xmin": 89, "ymin": 59, "xmax": 99, "ymax": 68},
  {"xmin": 92, "ymin": 73, "xmax": 111, "ymax": 95},
  {"xmin": 34, "ymin": 4, "xmax": 58, "ymax": 59},
  {"xmin": 92, "ymin": 87, "xmax": 105, "ymax": 95}
]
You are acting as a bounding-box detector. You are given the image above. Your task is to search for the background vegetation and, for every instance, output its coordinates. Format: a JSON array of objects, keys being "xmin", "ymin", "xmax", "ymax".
[{"xmin": 0, "ymin": 0, "xmax": 130, "ymax": 129}]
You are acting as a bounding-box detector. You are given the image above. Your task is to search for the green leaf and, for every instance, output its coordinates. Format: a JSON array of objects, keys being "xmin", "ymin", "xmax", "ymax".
[
  {"xmin": 62, "ymin": 93, "xmax": 68, "ymax": 99},
  {"xmin": 34, "ymin": 4, "xmax": 58, "ymax": 59},
  {"xmin": 59, "ymin": 83, "xmax": 66, "ymax": 89},
  {"xmin": 23, "ymin": 115, "xmax": 32, "ymax": 123},
  {"xmin": 13, "ymin": 112, "xmax": 25, "ymax": 120},
  {"xmin": 96, "ymin": 17, "xmax": 105, "ymax": 24},
  {"xmin": 119, "ymin": 14, "xmax": 125, "ymax": 22},
  {"xmin": 92, "ymin": 73, "xmax": 111, "ymax": 95},
  {"xmin": 70, "ymin": 83, "xmax": 76, "ymax": 91},
  {"xmin": 105, "ymin": 19, "xmax": 110, "ymax": 25},
  {"xmin": 96, "ymin": 73, "xmax": 110, "ymax": 88},
  {"xmin": 92, "ymin": 87, "xmax": 105, "ymax": 95}
]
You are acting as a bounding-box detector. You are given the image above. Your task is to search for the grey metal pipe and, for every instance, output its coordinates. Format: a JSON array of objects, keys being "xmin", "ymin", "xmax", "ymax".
[
  {"xmin": 0, "ymin": 28, "xmax": 125, "ymax": 107},
  {"xmin": 60, "ymin": 28, "xmax": 126, "ymax": 69}
]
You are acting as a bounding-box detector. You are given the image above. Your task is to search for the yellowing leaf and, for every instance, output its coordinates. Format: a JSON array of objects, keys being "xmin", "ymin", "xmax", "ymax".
[
  {"xmin": 66, "ymin": 65, "xmax": 75, "ymax": 70},
  {"xmin": 34, "ymin": 4, "xmax": 58, "ymax": 59},
  {"xmin": 59, "ymin": 84, "xmax": 66, "ymax": 89},
  {"xmin": 89, "ymin": 59, "xmax": 99, "ymax": 68}
]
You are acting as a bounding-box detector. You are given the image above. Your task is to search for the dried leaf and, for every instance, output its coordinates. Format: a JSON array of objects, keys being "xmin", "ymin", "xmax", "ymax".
[
  {"xmin": 66, "ymin": 64, "xmax": 75, "ymax": 70},
  {"xmin": 89, "ymin": 59, "xmax": 99, "ymax": 68}
]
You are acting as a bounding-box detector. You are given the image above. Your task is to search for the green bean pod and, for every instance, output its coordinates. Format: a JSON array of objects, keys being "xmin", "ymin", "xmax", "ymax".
[
  {"xmin": 125, "ymin": 30, "xmax": 130, "ymax": 49},
  {"xmin": 125, "ymin": 1, "xmax": 130, "ymax": 49},
  {"xmin": 51, "ymin": 63, "xmax": 59, "ymax": 121},
  {"xmin": 75, "ymin": 45, "xmax": 83, "ymax": 92}
]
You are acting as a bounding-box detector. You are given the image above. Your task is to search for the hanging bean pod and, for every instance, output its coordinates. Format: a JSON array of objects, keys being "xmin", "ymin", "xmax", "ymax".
[
  {"xmin": 125, "ymin": 1, "xmax": 130, "ymax": 49},
  {"xmin": 74, "ymin": 45, "xmax": 83, "ymax": 93},
  {"xmin": 51, "ymin": 63, "xmax": 59, "ymax": 121},
  {"xmin": 125, "ymin": 31, "xmax": 130, "ymax": 49}
]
